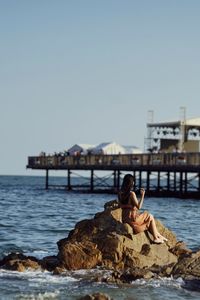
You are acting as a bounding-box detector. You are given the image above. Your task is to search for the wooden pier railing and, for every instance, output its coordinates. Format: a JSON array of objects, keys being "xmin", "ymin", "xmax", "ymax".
[
  {"xmin": 27, "ymin": 153, "xmax": 200, "ymax": 198},
  {"xmin": 27, "ymin": 152, "xmax": 200, "ymax": 171}
]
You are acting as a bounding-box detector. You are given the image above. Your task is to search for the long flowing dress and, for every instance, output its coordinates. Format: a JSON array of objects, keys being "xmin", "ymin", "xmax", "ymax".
[{"xmin": 119, "ymin": 192, "xmax": 152, "ymax": 234}]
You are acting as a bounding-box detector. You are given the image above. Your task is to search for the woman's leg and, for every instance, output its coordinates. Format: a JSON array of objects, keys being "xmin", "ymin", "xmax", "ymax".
[
  {"xmin": 130, "ymin": 211, "xmax": 168, "ymax": 243},
  {"xmin": 148, "ymin": 214, "xmax": 167, "ymax": 243},
  {"xmin": 148, "ymin": 214, "xmax": 160, "ymax": 239}
]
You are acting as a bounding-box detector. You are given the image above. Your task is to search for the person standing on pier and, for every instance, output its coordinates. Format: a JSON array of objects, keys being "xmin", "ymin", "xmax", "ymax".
[{"xmin": 118, "ymin": 174, "xmax": 167, "ymax": 244}]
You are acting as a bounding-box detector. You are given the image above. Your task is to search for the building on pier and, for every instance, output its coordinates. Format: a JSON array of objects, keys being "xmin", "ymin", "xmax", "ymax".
[{"xmin": 146, "ymin": 117, "xmax": 200, "ymax": 153}]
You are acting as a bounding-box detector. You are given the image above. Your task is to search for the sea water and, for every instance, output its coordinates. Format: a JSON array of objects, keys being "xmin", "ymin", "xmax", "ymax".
[{"xmin": 0, "ymin": 175, "xmax": 200, "ymax": 300}]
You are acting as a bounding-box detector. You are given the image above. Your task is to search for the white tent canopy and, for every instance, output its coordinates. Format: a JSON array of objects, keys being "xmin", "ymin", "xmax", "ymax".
[
  {"xmin": 91, "ymin": 142, "xmax": 126, "ymax": 155},
  {"xmin": 123, "ymin": 145, "xmax": 142, "ymax": 154},
  {"xmin": 67, "ymin": 142, "xmax": 142, "ymax": 155},
  {"xmin": 67, "ymin": 144, "xmax": 95, "ymax": 155}
]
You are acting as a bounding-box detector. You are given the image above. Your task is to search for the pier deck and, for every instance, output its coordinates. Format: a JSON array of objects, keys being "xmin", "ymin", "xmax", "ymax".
[{"xmin": 27, "ymin": 152, "xmax": 200, "ymax": 198}]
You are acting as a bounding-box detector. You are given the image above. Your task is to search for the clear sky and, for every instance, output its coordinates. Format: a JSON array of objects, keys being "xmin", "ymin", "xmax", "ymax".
[{"xmin": 1, "ymin": 0, "xmax": 200, "ymax": 175}]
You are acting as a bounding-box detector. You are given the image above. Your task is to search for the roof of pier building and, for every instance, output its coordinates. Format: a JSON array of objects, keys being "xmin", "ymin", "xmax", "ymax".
[
  {"xmin": 147, "ymin": 117, "xmax": 200, "ymax": 129},
  {"xmin": 146, "ymin": 117, "xmax": 200, "ymax": 153}
]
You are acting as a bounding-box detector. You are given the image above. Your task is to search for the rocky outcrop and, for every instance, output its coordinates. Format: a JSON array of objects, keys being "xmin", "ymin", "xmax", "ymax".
[
  {"xmin": 0, "ymin": 199, "xmax": 200, "ymax": 284},
  {"xmin": 172, "ymin": 250, "xmax": 200, "ymax": 279},
  {"xmin": 57, "ymin": 203, "xmax": 178, "ymax": 271}
]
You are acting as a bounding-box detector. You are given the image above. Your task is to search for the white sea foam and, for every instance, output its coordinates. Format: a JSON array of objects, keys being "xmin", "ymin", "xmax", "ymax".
[
  {"xmin": 26, "ymin": 250, "xmax": 49, "ymax": 256},
  {"xmin": 71, "ymin": 268, "xmax": 112, "ymax": 277},
  {"xmin": 132, "ymin": 276, "xmax": 185, "ymax": 289},
  {"xmin": 17, "ymin": 290, "xmax": 60, "ymax": 300},
  {"xmin": 0, "ymin": 269, "xmax": 78, "ymax": 284},
  {"xmin": 0, "ymin": 268, "xmax": 185, "ymax": 289},
  {"xmin": 28, "ymin": 272, "xmax": 78, "ymax": 284}
]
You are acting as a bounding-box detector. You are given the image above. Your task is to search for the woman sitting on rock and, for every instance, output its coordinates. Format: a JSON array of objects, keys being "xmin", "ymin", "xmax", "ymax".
[{"xmin": 118, "ymin": 174, "xmax": 167, "ymax": 244}]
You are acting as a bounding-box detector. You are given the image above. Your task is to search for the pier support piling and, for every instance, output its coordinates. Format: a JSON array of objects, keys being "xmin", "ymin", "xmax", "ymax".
[
  {"xmin": 180, "ymin": 172, "xmax": 183, "ymax": 194},
  {"xmin": 174, "ymin": 172, "xmax": 177, "ymax": 192},
  {"xmin": 138, "ymin": 171, "xmax": 142, "ymax": 189},
  {"xmin": 146, "ymin": 171, "xmax": 150, "ymax": 191},
  {"xmin": 167, "ymin": 172, "xmax": 170, "ymax": 192},
  {"xmin": 157, "ymin": 171, "xmax": 160, "ymax": 191},
  {"xmin": 90, "ymin": 169, "xmax": 94, "ymax": 192},
  {"xmin": 67, "ymin": 170, "xmax": 72, "ymax": 190},
  {"xmin": 199, "ymin": 173, "xmax": 200, "ymax": 192},
  {"xmin": 113, "ymin": 170, "xmax": 117, "ymax": 189},
  {"xmin": 117, "ymin": 170, "xmax": 120, "ymax": 190},
  {"xmin": 184, "ymin": 172, "xmax": 187, "ymax": 193},
  {"xmin": 45, "ymin": 169, "xmax": 49, "ymax": 190}
]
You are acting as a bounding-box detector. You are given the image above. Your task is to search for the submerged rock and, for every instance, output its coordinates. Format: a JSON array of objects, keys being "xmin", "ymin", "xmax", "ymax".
[
  {"xmin": 78, "ymin": 293, "xmax": 113, "ymax": 300},
  {"xmin": 40, "ymin": 255, "xmax": 61, "ymax": 272},
  {"xmin": 0, "ymin": 252, "xmax": 41, "ymax": 272}
]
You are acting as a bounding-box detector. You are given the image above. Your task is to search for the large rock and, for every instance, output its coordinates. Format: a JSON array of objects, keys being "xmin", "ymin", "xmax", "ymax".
[{"xmin": 57, "ymin": 201, "xmax": 178, "ymax": 271}]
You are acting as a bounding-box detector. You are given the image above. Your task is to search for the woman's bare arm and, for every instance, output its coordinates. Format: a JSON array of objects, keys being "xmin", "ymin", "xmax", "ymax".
[
  {"xmin": 130, "ymin": 188, "xmax": 145, "ymax": 209},
  {"xmin": 138, "ymin": 188, "xmax": 145, "ymax": 209}
]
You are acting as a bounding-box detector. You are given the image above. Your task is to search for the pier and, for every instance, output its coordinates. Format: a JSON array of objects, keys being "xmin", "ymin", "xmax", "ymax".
[{"xmin": 27, "ymin": 152, "xmax": 200, "ymax": 198}]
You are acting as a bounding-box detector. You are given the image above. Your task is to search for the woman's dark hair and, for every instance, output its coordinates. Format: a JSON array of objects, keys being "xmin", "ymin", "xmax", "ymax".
[{"xmin": 119, "ymin": 174, "xmax": 134, "ymax": 204}]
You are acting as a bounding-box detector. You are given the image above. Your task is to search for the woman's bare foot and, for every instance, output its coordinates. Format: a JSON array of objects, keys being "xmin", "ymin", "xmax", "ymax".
[
  {"xmin": 157, "ymin": 234, "xmax": 168, "ymax": 242},
  {"xmin": 154, "ymin": 237, "xmax": 164, "ymax": 244}
]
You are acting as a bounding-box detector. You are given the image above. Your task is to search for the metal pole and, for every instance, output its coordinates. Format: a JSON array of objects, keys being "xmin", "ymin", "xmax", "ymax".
[
  {"xmin": 179, "ymin": 106, "xmax": 186, "ymax": 152},
  {"xmin": 146, "ymin": 110, "xmax": 154, "ymax": 152}
]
